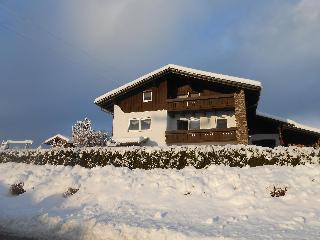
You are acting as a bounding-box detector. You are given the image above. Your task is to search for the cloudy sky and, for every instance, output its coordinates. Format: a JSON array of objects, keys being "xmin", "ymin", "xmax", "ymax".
[{"xmin": 1, "ymin": 0, "xmax": 320, "ymax": 145}]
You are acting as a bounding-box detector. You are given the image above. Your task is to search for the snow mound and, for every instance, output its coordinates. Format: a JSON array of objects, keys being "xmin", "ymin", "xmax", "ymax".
[{"xmin": 0, "ymin": 163, "xmax": 320, "ymax": 239}]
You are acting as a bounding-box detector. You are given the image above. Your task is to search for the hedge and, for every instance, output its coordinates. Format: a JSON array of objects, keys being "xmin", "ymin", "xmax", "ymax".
[{"xmin": 0, "ymin": 145, "xmax": 319, "ymax": 169}]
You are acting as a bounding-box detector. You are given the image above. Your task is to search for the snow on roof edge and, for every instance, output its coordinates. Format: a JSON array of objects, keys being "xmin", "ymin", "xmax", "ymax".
[
  {"xmin": 257, "ymin": 112, "xmax": 320, "ymax": 134},
  {"xmin": 43, "ymin": 134, "xmax": 70, "ymax": 144},
  {"xmin": 94, "ymin": 64, "xmax": 261, "ymax": 104}
]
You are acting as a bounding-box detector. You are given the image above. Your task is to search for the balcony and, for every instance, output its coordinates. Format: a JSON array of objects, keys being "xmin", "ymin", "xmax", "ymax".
[
  {"xmin": 165, "ymin": 128, "xmax": 237, "ymax": 144},
  {"xmin": 167, "ymin": 94, "xmax": 235, "ymax": 112}
]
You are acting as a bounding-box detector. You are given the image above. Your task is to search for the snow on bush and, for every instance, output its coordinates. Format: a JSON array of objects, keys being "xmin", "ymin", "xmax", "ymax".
[
  {"xmin": 0, "ymin": 145, "xmax": 319, "ymax": 169},
  {"xmin": 63, "ymin": 187, "xmax": 79, "ymax": 198},
  {"xmin": 9, "ymin": 182, "xmax": 26, "ymax": 196},
  {"xmin": 72, "ymin": 118, "xmax": 110, "ymax": 147}
]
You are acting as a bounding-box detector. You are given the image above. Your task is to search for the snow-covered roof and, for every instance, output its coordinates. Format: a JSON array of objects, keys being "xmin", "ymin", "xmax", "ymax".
[
  {"xmin": 94, "ymin": 64, "xmax": 261, "ymax": 104},
  {"xmin": 43, "ymin": 134, "xmax": 70, "ymax": 144},
  {"xmin": 2, "ymin": 140, "xmax": 33, "ymax": 145},
  {"xmin": 257, "ymin": 112, "xmax": 320, "ymax": 135}
]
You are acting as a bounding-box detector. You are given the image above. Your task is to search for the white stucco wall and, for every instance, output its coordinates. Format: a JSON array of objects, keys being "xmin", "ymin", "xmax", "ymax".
[{"xmin": 113, "ymin": 105, "xmax": 168, "ymax": 146}]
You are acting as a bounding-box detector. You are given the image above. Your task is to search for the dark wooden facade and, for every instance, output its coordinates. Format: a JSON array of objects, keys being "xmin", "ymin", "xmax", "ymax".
[
  {"xmin": 166, "ymin": 128, "xmax": 237, "ymax": 144},
  {"xmin": 105, "ymin": 72, "xmax": 260, "ymax": 115},
  {"xmin": 252, "ymin": 115, "xmax": 320, "ymax": 147},
  {"xmin": 116, "ymin": 75, "xmax": 168, "ymax": 113}
]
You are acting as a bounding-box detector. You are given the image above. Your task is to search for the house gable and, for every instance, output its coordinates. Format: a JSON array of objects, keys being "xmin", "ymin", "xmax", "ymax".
[{"xmin": 95, "ymin": 64, "xmax": 261, "ymax": 113}]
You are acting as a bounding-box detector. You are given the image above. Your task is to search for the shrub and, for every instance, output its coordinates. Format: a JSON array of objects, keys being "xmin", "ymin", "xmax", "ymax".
[
  {"xmin": 9, "ymin": 182, "xmax": 26, "ymax": 196},
  {"xmin": 63, "ymin": 187, "xmax": 79, "ymax": 198},
  {"xmin": 0, "ymin": 145, "xmax": 319, "ymax": 169},
  {"xmin": 72, "ymin": 118, "xmax": 111, "ymax": 147},
  {"xmin": 270, "ymin": 186, "xmax": 288, "ymax": 197}
]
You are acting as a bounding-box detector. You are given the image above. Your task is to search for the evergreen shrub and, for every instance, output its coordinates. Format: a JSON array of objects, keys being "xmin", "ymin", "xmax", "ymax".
[{"xmin": 0, "ymin": 145, "xmax": 319, "ymax": 169}]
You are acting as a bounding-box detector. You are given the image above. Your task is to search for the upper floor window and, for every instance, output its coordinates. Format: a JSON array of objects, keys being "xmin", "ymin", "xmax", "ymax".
[{"xmin": 143, "ymin": 90, "xmax": 152, "ymax": 102}]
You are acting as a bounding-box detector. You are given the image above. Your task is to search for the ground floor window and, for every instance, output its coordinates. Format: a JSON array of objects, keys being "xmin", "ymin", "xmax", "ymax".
[
  {"xmin": 128, "ymin": 119, "xmax": 140, "ymax": 131},
  {"xmin": 141, "ymin": 118, "xmax": 151, "ymax": 130},
  {"xmin": 172, "ymin": 111, "xmax": 234, "ymax": 131},
  {"xmin": 128, "ymin": 118, "xmax": 151, "ymax": 131},
  {"xmin": 189, "ymin": 118, "xmax": 200, "ymax": 130},
  {"xmin": 216, "ymin": 118, "xmax": 228, "ymax": 129},
  {"xmin": 177, "ymin": 120, "xmax": 188, "ymax": 130}
]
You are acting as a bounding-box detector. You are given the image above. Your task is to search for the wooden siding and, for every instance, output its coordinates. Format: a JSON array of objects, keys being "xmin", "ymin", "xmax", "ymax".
[
  {"xmin": 115, "ymin": 73, "xmax": 238, "ymax": 113},
  {"xmin": 167, "ymin": 94, "xmax": 234, "ymax": 112},
  {"xmin": 116, "ymin": 77, "xmax": 168, "ymax": 113},
  {"xmin": 166, "ymin": 128, "xmax": 237, "ymax": 144}
]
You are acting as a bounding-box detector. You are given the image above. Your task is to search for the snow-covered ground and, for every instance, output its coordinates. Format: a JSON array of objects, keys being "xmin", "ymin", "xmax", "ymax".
[{"xmin": 0, "ymin": 163, "xmax": 319, "ymax": 239}]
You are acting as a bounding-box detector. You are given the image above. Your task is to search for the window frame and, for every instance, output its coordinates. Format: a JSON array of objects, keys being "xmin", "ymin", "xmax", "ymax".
[
  {"xmin": 128, "ymin": 118, "xmax": 140, "ymax": 132},
  {"xmin": 177, "ymin": 119, "xmax": 189, "ymax": 130},
  {"xmin": 143, "ymin": 90, "xmax": 152, "ymax": 103},
  {"xmin": 128, "ymin": 117, "xmax": 152, "ymax": 132},
  {"xmin": 140, "ymin": 117, "xmax": 152, "ymax": 131},
  {"xmin": 216, "ymin": 118, "xmax": 228, "ymax": 129},
  {"xmin": 188, "ymin": 118, "xmax": 200, "ymax": 130}
]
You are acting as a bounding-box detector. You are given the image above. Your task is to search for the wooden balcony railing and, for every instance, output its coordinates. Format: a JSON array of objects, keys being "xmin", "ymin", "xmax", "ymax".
[
  {"xmin": 165, "ymin": 128, "xmax": 237, "ymax": 144},
  {"xmin": 167, "ymin": 94, "xmax": 235, "ymax": 112}
]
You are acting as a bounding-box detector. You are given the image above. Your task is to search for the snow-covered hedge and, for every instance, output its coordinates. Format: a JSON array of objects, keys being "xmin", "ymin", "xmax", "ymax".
[{"xmin": 0, "ymin": 145, "xmax": 319, "ymax": 169}]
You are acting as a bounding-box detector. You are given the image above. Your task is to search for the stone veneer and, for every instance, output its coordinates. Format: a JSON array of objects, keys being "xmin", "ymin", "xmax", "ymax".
[{"xmin": 234, "ymin": 90, "xmax": 249, "ymax": 145}]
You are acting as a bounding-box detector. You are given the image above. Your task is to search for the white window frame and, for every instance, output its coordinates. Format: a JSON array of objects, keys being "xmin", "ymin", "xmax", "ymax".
[
  {"xmin": 143, "ymin": 90, "xmax": 152, "ymax": 102},
  {"xmin": 128, "ymin": 117, "xmax": 152, "ymax": 132},
  {"xmin": 128, "ymin": 118, "xmax": 140, "ymax": 132},
  {"xmin": 140, "ymin": 117, "xmax": 152, "ymax": 131}
]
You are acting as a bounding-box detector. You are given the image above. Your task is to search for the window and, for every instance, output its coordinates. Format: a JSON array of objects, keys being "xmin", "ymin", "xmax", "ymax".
[
  {"xmin": 216, "ymin": 118, "xmax": 228, "ymax": 129},
  {"xmin": 141, "ymin": 118, "xmax": 151, "ymax": 130},
  {"xmin": 128, "ymin": 119, "xmax": 140, "ymax": 131},
  {"xmin": 189, "ymin": 119, "xmax": 200, "ymax": 130},
  {"xmin": 143, "ymin": 91, "xmax": 152, "ymax": 102},
  {"xmin": 128, "ymin": 118, "xmax": 151, "ymax": 131},
  {"xmin": 177, "ymin": 120, "xmax": 188, "ymax": 130}
]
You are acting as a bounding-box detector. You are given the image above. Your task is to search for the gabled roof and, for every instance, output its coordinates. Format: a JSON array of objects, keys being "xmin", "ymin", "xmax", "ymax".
[
  {"xmin": 43, "ymin": 134, "xmax": 70, "ymax": 144},
  {"xmin": 94, "ymin": 64, "xmax": 262, "ymax": 105},
  {"xmin": 257, "ymin": 112, "xmax": 320, "ymax": 135}
]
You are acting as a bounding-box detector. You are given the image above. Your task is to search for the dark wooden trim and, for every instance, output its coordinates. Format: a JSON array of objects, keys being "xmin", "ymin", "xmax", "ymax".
[
  {"xmin": 167, "ymin": 94, "xmax": 235, "ymax": 112},
  {"xmin": 167, "ymin": 93, "xmax": 234, "ymax": 102},
  {"xmin": 166, "ymin": 128, "xmax": 237, "ymax": 144}
]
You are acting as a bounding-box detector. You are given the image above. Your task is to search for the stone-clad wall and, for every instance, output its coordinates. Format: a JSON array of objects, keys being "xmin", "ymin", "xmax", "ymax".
[{"xmin": 234, "ymin": 90, "xmax": 249, "ymax": 144}]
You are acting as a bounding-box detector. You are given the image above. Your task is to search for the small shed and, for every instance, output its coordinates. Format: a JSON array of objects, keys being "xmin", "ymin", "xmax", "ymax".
[{"xmin": 43, "ymin": 134, "xmax": 72, "ymax": 148}]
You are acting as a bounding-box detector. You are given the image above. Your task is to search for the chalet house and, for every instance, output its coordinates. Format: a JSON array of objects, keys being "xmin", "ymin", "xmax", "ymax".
[{"xmin": 94, "ymin": 64, "xmax": 320, "ymax": 147}]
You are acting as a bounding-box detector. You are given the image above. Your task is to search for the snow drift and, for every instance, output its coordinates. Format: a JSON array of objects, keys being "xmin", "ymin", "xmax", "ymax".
[{"xmin": 0, "ymin": 163, "xmax": 320, "ymax": 239}]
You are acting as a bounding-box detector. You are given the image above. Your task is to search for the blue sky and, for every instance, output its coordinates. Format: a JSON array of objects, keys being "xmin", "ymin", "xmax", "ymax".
[{"xmin": 0, "ymin": 0, "xmax": 319, "ymax": 145}]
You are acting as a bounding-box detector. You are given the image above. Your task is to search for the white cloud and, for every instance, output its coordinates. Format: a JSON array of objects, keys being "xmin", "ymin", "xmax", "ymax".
[{"xmin": 235, "ymin": 0, "xmax": 320, "ymax": 67}]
